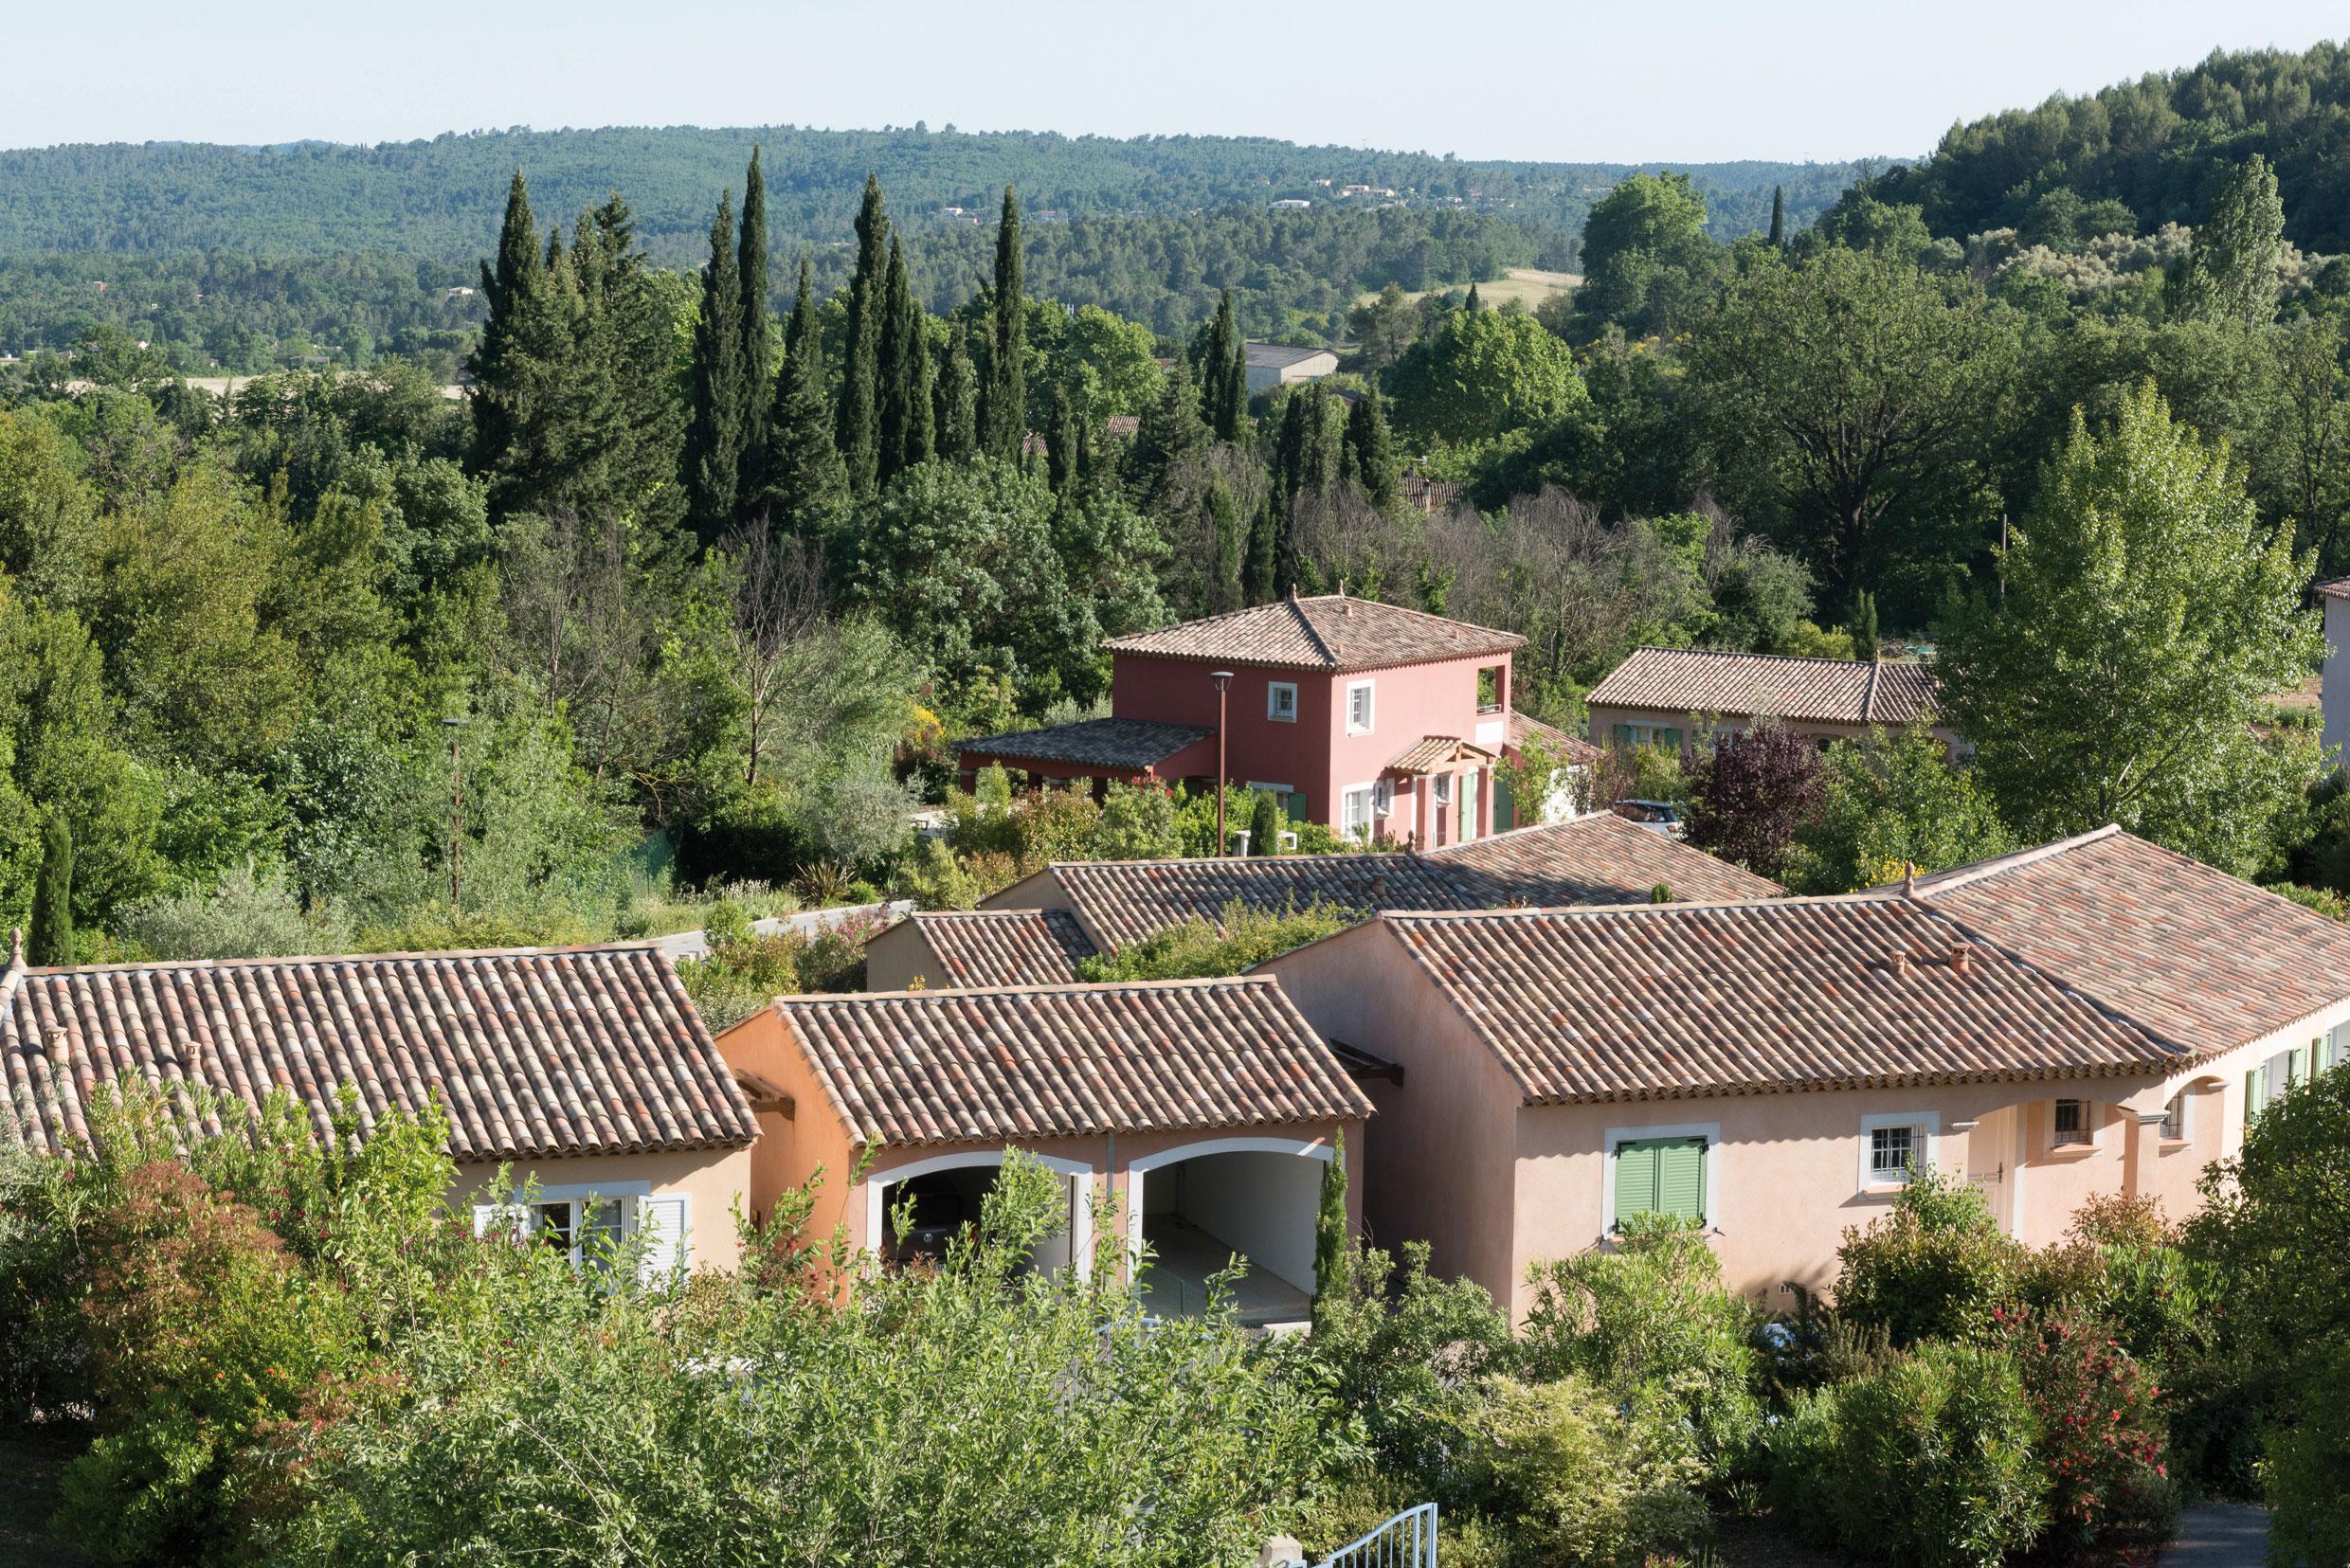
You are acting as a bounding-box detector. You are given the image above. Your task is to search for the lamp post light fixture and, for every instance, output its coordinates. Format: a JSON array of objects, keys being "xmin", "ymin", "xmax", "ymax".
[{"xmin": 1210, "ymin": 671, "xmax": 1235, "ymax": 856}]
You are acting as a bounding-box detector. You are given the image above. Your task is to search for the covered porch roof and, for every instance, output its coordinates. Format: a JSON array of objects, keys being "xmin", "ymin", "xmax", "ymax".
[{"xmin": 1384, "ymin": 734, "xmax": 1499, "ymax": 775}]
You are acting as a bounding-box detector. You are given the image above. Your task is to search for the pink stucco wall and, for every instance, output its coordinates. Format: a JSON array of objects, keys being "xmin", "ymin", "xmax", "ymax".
[
  {"xmin": 450, "ymin": 1144, "xmax": 753, "ymax": 1273},
  {"xmin": 1110, "ymin": 649, "xmax": 1510, "ymax": 839}
]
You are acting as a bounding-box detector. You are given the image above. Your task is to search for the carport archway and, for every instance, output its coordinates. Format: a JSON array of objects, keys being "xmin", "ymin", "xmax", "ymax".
[
  {"xmin": 867, "ymin": 1150, "xmax": 1094, "ymax": 1271},
  {"xmin": 1124, "ymin": 1136, "xmax": 1336, "ymax": 1325}
]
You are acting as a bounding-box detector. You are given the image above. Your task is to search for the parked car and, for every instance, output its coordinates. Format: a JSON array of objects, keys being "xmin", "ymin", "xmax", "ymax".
[{"xmin": 1610, "ymin": 799, "xmax": 1688, "ymax": 839}]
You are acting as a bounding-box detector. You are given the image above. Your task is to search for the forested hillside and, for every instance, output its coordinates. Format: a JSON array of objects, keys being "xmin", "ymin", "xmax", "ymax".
[
  {"xmin": 0, "ymin": 125, "xmax": 1856, "ymax": 259},
  {"xmin": 1836, "ymin": 41, "xmax": 2350, "ymax": 249}
]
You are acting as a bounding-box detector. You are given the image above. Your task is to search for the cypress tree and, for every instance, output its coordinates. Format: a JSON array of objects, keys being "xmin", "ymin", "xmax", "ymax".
[
  {"xmin": 1044, "ymin": 384, "xmax": 1077, "ymax": 496},
  {"xmin": 837, "ymin": 174, "xmax": 890, "ymax": 496},
  {"xmin": 1464, "ymin": 281, "xmax": 1483, "ymax": 313},
  {"xmin": 877, "ymin": 234, "xmax": 934, "ymax": 483},
  {"xmin": 1243, "ymin": 490, "xmax": 1277, "ymax": 605},
  {"xmin": 933, "ymin": 323, "xmax": 978, "ymax": 462},
  {"xmin": 581, "ymin": 194, "xmax": 690, "ymax": 534},
  {"xmin": 1850, "ymin": 590, "xmax": 1880, "ymax": 659},
  {"xmin": 1345, "ymin": 388, "xmax": 1399, "ymax": 507},
  {"xmin": 1312, "ymin": 1130, "xmax": 1350, "ymax": 1312},
  {"xmin": 683, "ymin": 190, "xmax": 746, "ymax": 539},
  {"xmin": 28, "ymin": 811, "xmax": 73, "ymax": 966},
  {"xmin": 1298, "ymin": 383, "xmax": 1338, "ymax": 498},
  {"xmin": 1129, "ymin": 360, "xmax": 1205, "ymax": 511},
  {"xmin": 736, "ymin": 147, "xmax": 773, "ymax": 481},
  {"xmin": 1767, "ymin": 184, "xmax": 1786, "ymax": 248},
  {"xmin": 1247, "ymin": 788, "xmax": 1281, "ymax": 856},
  {"xmin": 466, "ymin": 171, "xmax": 544, "ymax": 484},
  {"xmin": 758, "ymin": 256, "xmax": 847, "ymax": 522},
  {"xmin": 1200, "ymin": 290, "xmax": 1247, "ymax": 442},
  {"xmin": 978, "ymin": 185, "xmax": 1026, "ymax": 460}
]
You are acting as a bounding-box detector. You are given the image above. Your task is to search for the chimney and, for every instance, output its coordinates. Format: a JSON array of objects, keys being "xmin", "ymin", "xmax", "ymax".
[
  {"xmin": 6, "ymin": 927, "xmax": 20, "ymax": 965},
  {"xmin": 1902, "ymin": 862, "xmax": 1917, "ymax": 897},
  {"xmin": 1949, "ymin": 945, "xmax": 1974, "ymax": 979},
  {"xmin": 1367, "ymin": 874, "xmax": 1388, "ymax": 902},
  {"xmin": 1889, "ymin": 951, "xmax": 1911, "ymax": 980}
]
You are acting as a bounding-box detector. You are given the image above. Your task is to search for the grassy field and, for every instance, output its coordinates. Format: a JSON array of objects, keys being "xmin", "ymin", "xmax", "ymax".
[
  {"xmin": 1360, "ymin": 266, "xmax": 1582, "ymax": 311},
  {"xmin": 0, "ymin": 1430, "xmax": 85, "ymax": 1567}
]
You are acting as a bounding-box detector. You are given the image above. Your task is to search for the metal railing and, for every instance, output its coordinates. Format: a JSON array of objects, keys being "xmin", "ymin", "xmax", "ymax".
[{"xmin": 1319, "ymin": 1502, "xmax": 1437, "ymax": 1568}]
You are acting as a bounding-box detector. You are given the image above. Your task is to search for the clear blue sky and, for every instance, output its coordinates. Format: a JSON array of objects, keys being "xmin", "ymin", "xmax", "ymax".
[{"xmin": 7, "ymin": 1, "xmax": 2341, "ymax": 163}]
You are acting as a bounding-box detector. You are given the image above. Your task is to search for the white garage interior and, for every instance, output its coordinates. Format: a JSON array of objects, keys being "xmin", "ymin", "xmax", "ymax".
[
  {"xmin": 872, "ymin": 1152, "xmax": 1089, "ymax": 1273},
  {"xmin": 1129, "ymin": 1139, "xmax": 1330, "ymax": 1327}
]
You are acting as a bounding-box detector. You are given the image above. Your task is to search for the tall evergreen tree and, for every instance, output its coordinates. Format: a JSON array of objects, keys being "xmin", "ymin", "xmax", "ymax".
[
  {"xmin": 1200, "ymin": 290, "xmax": 1248, "ymax": 442},
  {"xmin": 466, "ymin": 171, "xmax": 547, "ymax": 494},
  {"xmin": 1044, "ymin": 384, "xmax": 1078, "ymax": 496},
  {"xmin": 758, "ymin": 256, "xmax": 847, "ymax": 522},
  {"xmin": 1243, "ymin": 491, "xmax": 1277, "ymax": 605},
  {"xmin": 2174, "ymin": 153, "xmax": 2287, "ymax": 328},
  {"xmin": 684, "ymin": 190, "xmax": 747, "ymax": 539},
  {"xmin": 979, "ymin": 185, "xmax": 1027, "ymax": 460},
  {"xmin": 1464, "ymin": 281, "xmax": 1483, "ymax": 313},
  {"xmin": 877, "ymin": 234, "xmax": 933, "ymax": 482},
  {"xmin": 933, "ymin": 323, "xmax": 978, "ymax": 463},
  {"xmin": 837, "ymin": 175, "xmax": 891, "ymax": 496},
  {"xmin": 28, "ymin": 810, "xmax": 73, "ymax": 966},
  {"xmin": 736, "ymin": 147, "xmax": 773, "ymax": 488},
  {"xmin": 1312, "ymin": 1130, "xmax": 1350, "ymax": 1314},
  {"xmin": 1129, "ymin": 360, "xmax": 1206, "ymax": 512},
  {"xmin": 583, "ymin": 194, "xmax": 689, "ymax": 533},
  {"xmin": 1344, "ymin": 387, "xmax": 1399, "ymax": 508},
  {"xmin": 1767, "ymin": 184, "xmax": 1787, "ymax": 248}
]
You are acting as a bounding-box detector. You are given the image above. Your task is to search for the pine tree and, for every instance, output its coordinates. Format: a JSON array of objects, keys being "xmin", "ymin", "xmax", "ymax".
[
  {"xmin": 466, "ymin": 171, "xmax": 545, "ymax": 490},
  {"xmin": 1044, "ymin": 384, "xmax": 1077, "ymax": 496},
  {"xmin": 1129, "ymin": 360, "xmax": 1205, "ymax": 511},
  {"xmin": 1200, "ymin": 290, "xmax": 1247, "ymax": 442},
  {"xmin": 736, "ymin": 147, "xmax": 773, "ymax": 488},
  {"xmin": 978, "ymin": 185, "xmax": 1027, "ymax": 460},
  {"xmin": 1464, "ymin": 281, "xmax": 1483, "ymax": 313},
  {"xmin": 1767, "ymin": 184, "xmax": 1786, "ymax": 248},
  {"xmin": 684, "ymin": 190, "xmax": 747, "ymax": 539},
  {"xmin": 933, "ymin": 323, "xmax": 978, "ymax": 462},
  {"xmin": 757, "ymin": 256, "xmax": 846, "ymax": 522},
  {"xmin": 28, "ymin": 811, "xmax": 73, "ymax": 966},
  {"xmin": 837, "ymin": 174, "xmax": 890, "ymax": 496},
  {"xmin": 1312, "ymin": 1130, "xmax": 1350, "ymax": 1311},
  {"xmin": 1243, "ymin": 491, "xmax": 1277, "ymax": 605},
  {"xmin": 1345, "ymin": 387, "xmax": 1399, "ymax": 507}
]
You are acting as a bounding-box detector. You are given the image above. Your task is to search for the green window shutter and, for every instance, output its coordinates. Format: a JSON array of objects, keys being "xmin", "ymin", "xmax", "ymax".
[
  {"xmin": 1611, "ymin": 724, "xmax": 1634, "ymax": 747},
  {"xmin": 1286, "ymin": 791, "xmax": 1307, "ymax": 822},
  {"xmin": 1661, "ymin": 728, "xmax": 1685, "ymax": 750},
  {"xmin": 2247, "ymin": 1066, "xmax": 2268, "ymax": 1121},
  {"xmin": 2290, "ymin": 1046, "xmax": 2310, "ymax": 1086},
  {"xmin": 1613, "ymin": 1142, "xmax": 1660, "ymax": 1228},
  {"xmin": 1656, "ymin": 1138, "xmax": 1707, "ymax": 1220}
]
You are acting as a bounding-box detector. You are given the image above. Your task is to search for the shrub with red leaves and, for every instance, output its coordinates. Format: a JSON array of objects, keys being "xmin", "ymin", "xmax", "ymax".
[
  {"xmin": 1994, "ymin": 1307, "xmax": 2176, "ymax": 1557},
  {"xmin": 1685, "ymin": 721, "xmax": 1825, "ymax": 881}
]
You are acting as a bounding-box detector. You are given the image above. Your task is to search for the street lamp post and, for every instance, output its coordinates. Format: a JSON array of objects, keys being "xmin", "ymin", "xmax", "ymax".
[
  {"xmin": 443, "ymin": 715, "xmax": 471, "ymax": 910},
  {"xmin": 1211, "ymin": 671, "xmax": 1234, "ymax": 856}
]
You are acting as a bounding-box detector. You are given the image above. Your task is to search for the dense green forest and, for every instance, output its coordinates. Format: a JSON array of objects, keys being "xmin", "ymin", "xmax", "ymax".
[
  {"xmin": 1835, "ymin": 41, "xmax": 2350, "ymax": 249},
  {"xmin": 0, "ymin": 125, "xmax": 1855, "ymax": 258}
]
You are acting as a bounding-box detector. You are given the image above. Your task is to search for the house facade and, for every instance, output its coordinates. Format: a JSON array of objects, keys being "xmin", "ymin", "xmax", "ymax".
[
  {"xmin": 1243, "ymin": 343, "xmax": 1339, "ymax": 392},
  {"xmin": 1585, "ymin": 646, "xmax": 1962, "ymax": 755},
  {"xmin": 713, "ymin": 976, "xmax": 1372, "ymax": 1325},
  {"xmin": 2320, "ymin": 578, "xmax": 2350, "ymax": 766},
  {"xmin": 958, "ymin": 592, "xmax": 1535, "ymax": 847},
  {"xmin": 0, "ymin": 940, "xmax": 760, "ymax": 1274},
  {"xmin": 1261, "ymin": 828, "xmax": 2350, "ymax": 1317}
]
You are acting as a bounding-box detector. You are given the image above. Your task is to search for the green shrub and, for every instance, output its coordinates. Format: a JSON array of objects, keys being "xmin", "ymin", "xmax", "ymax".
[
  {"xmin": 2264, "ymin": 1337, "xmax": 2350, "ymax": 1568},
  {"xmin": 1832, "ymin": 1168, "xmax": 2028, "ymax": 1346},
  {"xmin": 1768, "ymin": 1341, "xmax": 2047, "ymax": 1568},
  {"xmin": 1247, "ymin": 788, "xmax": 1282, "ymax": 854},
  {"xmin": 1451, "ymin": 1374, "xmax": 1709, "ymax": 1568},
  {"xmin": 1075, "ymin": 897, "xmax": 1360, "ymax": 981},
  {"xmin": 1995, "ymin": 1307, "xmax": 2174, "ymax": 1558},
  {"xmin": 1521, "ymin": 1216, "xmax": 1763, "ymax": 1481}
]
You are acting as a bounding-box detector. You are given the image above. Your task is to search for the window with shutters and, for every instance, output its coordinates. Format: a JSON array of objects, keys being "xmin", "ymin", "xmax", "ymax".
[
  {"xmin": 470, "ymin": 1183, "xmax": 681, "ymax": 1276},
  {"xmin": 2052, "ymin": 1099, "xmax": 2092, "ymax": 1147},
  {"xmin": 1611, "ymin": 1135, "xmax": 1708, "ymax": 1229}
]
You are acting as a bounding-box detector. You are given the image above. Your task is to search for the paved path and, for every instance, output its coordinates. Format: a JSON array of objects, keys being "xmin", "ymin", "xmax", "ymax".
[
  {"xmin": 2161, "ymin": 1503, "xmax": 2270, "ymax": 1568},
  {"xmin": 654, "ymin": 900, "xmax": 912, "ymax": 961}
]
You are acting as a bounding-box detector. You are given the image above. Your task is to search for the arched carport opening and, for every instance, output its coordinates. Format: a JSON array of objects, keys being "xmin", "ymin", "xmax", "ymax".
[
  {"xmin": 1125, "ymin": 1136, "xmax": 1335, "ymax": 1327},
  {"xmin": 867, "ymin": 1150, "xmax": 1094, "ymax": 1273}
]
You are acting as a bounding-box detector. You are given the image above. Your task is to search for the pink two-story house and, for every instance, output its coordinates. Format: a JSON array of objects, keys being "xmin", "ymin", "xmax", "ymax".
[{"xmin": 954, "ymin": 591, "xmax": 1529, "ymax": 846}]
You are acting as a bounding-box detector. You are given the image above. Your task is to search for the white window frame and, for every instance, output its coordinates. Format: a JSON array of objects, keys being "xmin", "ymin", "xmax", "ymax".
[
  {"xmin": 1340, "ymin": 783, "xmax": 1376, "ymax": 841},
  {"xmin": 1346, "ymin": 679, "xmax": 1375, "ymax": 736},
  {"xmin": 2158, "ymin": 1089, "xmax": 2189, "ymax": 1144},
  {"xmin": 1371, "ymin": 777, "xmax": 1394, "ymax": 816},
  {"xmin": 1432, "ymin": 772, "xmax": 1452, "ymax": 805},
  {"xmin": 2051, "ymin": 1097, "xmax": 2097, "ymax": 1151},
  {"xmin": 1859, "ymin": 1110, "xmax": 1939, "ymax": 1191},
  {"xmin": 1462, "ymin": 767, "xmax": 1480, "ymax": 841},
  {"xmin": 1265, "ymin": 681, "xmax": 1298, "ymax": 723},
  {"xmin": 1600, "ymin": 1121, "xmax": 1721, "ymax": 1235},
  {"xmin": 471, "ymin": 1178, "xmax": 689, "ymax": 1278}
]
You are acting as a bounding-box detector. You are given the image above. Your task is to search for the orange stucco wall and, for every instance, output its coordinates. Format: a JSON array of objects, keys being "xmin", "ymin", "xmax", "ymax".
[
  {"xmin": 449, "ymin": 1144, "xmax": 754, "ymax": 1272},
  {"xmin": 863, "ymin": 920, "xmax": 942, "ymax": 992}
]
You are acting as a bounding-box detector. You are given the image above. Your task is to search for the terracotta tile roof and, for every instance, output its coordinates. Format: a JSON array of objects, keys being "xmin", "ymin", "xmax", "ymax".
[
  {"xmin": 1, "ymin": 943, "xmax": 757, "ymax": 1161},
  {"xmin": 1509, "ymin": 710, "xmax": 1600, "ymax": 766},
  {"xmin": 1424, "ymin": 814, "xmax": 1783, "ymax": 907},
  {"xmin": 1103, "ymin": 592, "xmax": 1524, "ymax": 673},
  {"xmin": 1031, "ymin": 853, "xmax": 1462, "ymax": 951},
  {"xmin": 1386, "ymin": 735, "xmax": 1498, "ymax": 774},
  {"xmin": 1369, "ymin": 899, "xmax": 2178, "ymax": 1106},
  {"xmin": 955, "ymin": 718, "xmax": 1213, "ymax": 769},
  {"xmin": 1586, "ymin": 647, "xmax": 1941, "ymax": 727},
  {"xmin": 2317, "ymin": 578, "xmax": 2350, "ymax": 601},
  {"xmin": 908, "ymin": 910, "xmax": 1098, "ymax": 987},
  {"xmin": 1905, "ymin": 825, "xmax": 2350, "ymax": 1056},
  {"xmin": 986, "ymin": 820, "xmax": 1779, "ymax": 956},
  {"xmin": 772, "ymin": 975, "xmax": 1375, "ymax": 1147}
]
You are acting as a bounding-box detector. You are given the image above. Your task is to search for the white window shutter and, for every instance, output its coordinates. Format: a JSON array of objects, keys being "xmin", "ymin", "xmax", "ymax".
[
  {"xmin": 472, "ymin": 1203, "xmax": 498, "ymax": 1238},
  {"xmin": 638, "ymin": 1196, "xmax": 690, "ymax": 1280}
]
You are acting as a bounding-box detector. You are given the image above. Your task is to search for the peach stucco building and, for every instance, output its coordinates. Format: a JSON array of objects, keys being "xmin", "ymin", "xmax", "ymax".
[
  {"xmin": 1263, "ymin": 827, "xmax": 2350, "ymax": 1317},
  {"xmin": 714, "ymin": 975, "xmax": 1372, "ymax": 1325},
  {"xmin": 0, "ymin": 940, "xmax": 761, "ymax": 1275},
  {"xmin": 1585, "ymin": 645, "xmax": 1964, "ymax": 756}
]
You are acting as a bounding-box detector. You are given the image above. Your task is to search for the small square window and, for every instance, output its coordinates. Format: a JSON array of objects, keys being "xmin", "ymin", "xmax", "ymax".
[
  {"xmin": 2052, "ymin": 1099, "xmax": 2091, "ymax": 1146},
  {"xmin": 1347, "ymin": 680, "xmax": 1375, "ymax": 734},
  {"xmin": 1433, "ymin": 773, "xmax": 1452, "ymax": 805},
  {"xmin": 2159, "ymin": 1091, "xmax": 2186, "ymax": 1143},
  {"xmin": 1266, "ymin": 681, "xmax": 1298, "ymax": 722},
  {"xmin": 1372, "ymin": 778, "xmax": 1394, "ymax": 815},
  {"xmin": 1869, "ymin": 1125, "xmax": 1918, "ymax": 1181}
]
